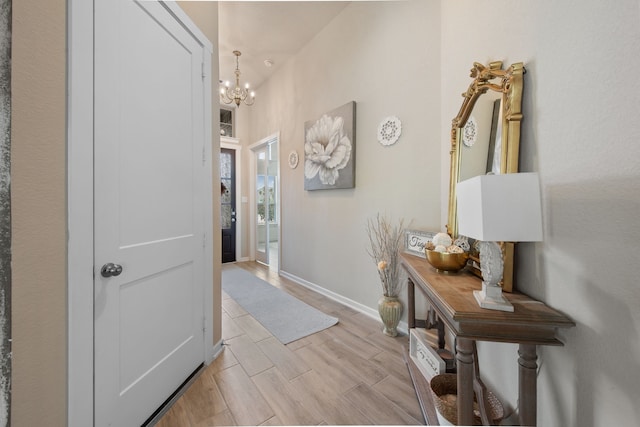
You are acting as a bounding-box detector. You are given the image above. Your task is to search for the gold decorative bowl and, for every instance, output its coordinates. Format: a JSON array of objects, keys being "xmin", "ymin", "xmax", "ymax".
[{"xmin": 425, "ymin": 249, "xmax": 469, "ymax": 273}]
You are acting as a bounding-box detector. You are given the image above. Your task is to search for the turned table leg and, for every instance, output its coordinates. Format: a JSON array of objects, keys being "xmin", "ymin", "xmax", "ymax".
[
  {"xmin": 436, "ymin": 318, "xmax": 445, "ymax": 350},
  {"xmin": 519, "ymin": 344, "xmax": 538, "ymax": 426},
  {"xmin": 407, "ymin": 278, "xmax": 415, "ymax": 329},
  {"xmin": 456, "ymin": 337, "xmax": 475, "ymax": 426}
]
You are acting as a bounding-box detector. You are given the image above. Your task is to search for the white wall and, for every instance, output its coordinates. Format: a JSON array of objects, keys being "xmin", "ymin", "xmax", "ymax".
[
  {"xmin": 442, "ymin": 1, "xmax": 640, "ymax": 425},
  {"xmin": 247, "ymin": 0, "xmax": 442, "ymax": 312},
  {"xmin": 243, "ymin": 0, "xmax": 640, "ymax": 424}
]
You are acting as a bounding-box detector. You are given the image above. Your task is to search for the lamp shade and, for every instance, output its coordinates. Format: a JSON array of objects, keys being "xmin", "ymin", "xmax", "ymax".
[{"xmin": 456, "ymin": 172, "xmax": 543, "ymax": 242}]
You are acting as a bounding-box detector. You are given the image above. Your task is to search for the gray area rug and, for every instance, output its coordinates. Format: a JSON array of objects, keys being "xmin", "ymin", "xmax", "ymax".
[{"xmin": 222, "ymin": 266, "xmax": 339, "ymax": 344}]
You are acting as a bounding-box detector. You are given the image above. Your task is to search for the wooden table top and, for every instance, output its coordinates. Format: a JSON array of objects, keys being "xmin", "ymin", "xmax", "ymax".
[{"xmin": 401, "ymin": 253, "xmax": 575, "ymax": 345}]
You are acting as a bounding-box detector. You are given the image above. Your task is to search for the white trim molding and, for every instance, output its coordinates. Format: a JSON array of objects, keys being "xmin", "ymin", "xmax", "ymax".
[
  {"xmin": 67, "ymin": 0, "xmax": 95, "ymax": 424},
  {"xmin": 279, "ymin": 270, "xmax": 409, "ymax": 335}
]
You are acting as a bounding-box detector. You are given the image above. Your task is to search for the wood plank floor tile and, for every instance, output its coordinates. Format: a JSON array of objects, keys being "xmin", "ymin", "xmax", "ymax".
[
  {"xmin": 285, "ymin": 328, "xmax": 331, "ymax": 352},
  {"xmin": 234, "ymin": 313, "xmax": 272, "ymax": 342},
  {"xmin": 373, "ymin": 374, "xmax": 425, "ymax": 423},
  {"xmin": 213, "ymin": 364, "xmax": 274, "ymax": 426},
  {"xmin": 225, "ymin": 334, "xmax": 273, "ymax": 377},
  {"xmin": 343, "ymin": 383, "xmax": 422, "ymax": 425},
  {"xmin": 369, "ymin": 350, "xmax": 413, "ymax": 385},
  {"xmin": 252, "ymin": 367, "xmax": 321, "ymax": 426},
  {"xmin": 273, "ymin": 281, "xmax": 313, "ymax": 300},
  {"xmin": 222, "ymin": 297, "xmax": 247, "ymax": 318},
  {"xmin": 337, "ymin": 311, "xmax": 382, "ymax": 337},
  {"xmin": 257, "ymin": 337, "xmax": 310, "ymax": 381},
  {"xmin": 154, "ymin": 397, "xmax": 191, "ymax": 427},
  {"xmin": 222, "ymin": 312, "xmax": 245, "ymax": 341},
  {"xmin": 158, "ymin": 261, "xmax": 423, "ymax": 427},
  {"xmin": 365, "ymin": 329, "xmax": 411, "ymax": 358},
  {"xmin": 294, "ymin": 342, "xmax": 362, "ymax": 394},
  {"xmin": 289, "ymin": 370, "xmax": 372, "ymax": 425},
  {"xmin": 324, "ymin": 324, "xmax": 383, "ymax": 360},
  {"xmin": 190, "ymin": 409, "xmax": 236, "ymax": 427},
  {"xmin": 321, "ymin": 338, "xmax": 388, "ymax": 386},
  {"xmin": 207, "ymin": 346, "xmax": 238, "ymax": 375},
  {"xmin": 259, "ymin": 415, "xmax": 283, "ymax": 426},
  {"xmin": 307, "ymin": 297, "xmax": 360, "ymax": 319},
  {"xmin": 182, "ymin": 371, "xmax": 228, "ymax": 426}
]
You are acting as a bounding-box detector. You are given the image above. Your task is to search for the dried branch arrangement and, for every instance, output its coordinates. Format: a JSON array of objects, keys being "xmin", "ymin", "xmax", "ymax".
[{"xmin": 366, "ymin": 214, "xmax": 406, "ymax": 297}]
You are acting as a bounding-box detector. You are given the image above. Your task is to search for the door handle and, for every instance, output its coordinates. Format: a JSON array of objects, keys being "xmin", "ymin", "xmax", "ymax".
[{"xmin": 101, "ymin": 263, "xmax": 123, "ymax": 278}]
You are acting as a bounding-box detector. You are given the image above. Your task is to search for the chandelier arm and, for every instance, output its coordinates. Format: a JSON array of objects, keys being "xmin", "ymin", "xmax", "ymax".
[{"xmin": 219, "ymin": 88, "xmax": 234, "ymax": 104}]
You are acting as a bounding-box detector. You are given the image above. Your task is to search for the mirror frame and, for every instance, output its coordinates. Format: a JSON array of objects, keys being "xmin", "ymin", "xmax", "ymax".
[{"xmin": 446, "ymin": 61, "xmax": 525, "ymax": 291}]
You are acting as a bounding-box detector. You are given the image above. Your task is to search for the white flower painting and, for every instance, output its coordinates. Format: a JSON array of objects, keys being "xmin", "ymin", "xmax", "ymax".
[
  {"xmin": 304, "ymin": 115, "xmax": 351, "ymax": 185},
  {"xmin": 304, "ymin": 101, "xmax": 356, "ymax": 190}
]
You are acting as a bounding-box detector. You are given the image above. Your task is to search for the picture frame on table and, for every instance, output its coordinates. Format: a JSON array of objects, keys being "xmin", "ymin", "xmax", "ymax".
[{"xmin": 404, "ymin": 230, "xmax": 436, "ymax": 258}]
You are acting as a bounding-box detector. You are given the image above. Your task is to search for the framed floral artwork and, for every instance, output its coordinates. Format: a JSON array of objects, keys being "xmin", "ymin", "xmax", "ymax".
[{"xmin": 304, "ymin": 101, "xmax": 356, "ymax": 190}]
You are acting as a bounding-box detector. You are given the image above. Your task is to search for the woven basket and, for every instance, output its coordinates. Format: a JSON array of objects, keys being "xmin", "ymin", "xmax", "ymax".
[{"xmin": 429, "ymin": 373, "xmax": 504, "ymax": 426}]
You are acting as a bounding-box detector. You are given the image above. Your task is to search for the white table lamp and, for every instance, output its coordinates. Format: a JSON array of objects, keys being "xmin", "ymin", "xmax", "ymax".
[{"xmin": 456, "ymin": 173, "xmax": 543, "ymax": 312}]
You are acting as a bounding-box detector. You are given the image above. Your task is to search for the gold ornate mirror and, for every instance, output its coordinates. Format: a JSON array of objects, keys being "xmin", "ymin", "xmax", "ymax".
[{"xmin": 446, "ymin": 61, "xmax": 525, "ymax": 291}]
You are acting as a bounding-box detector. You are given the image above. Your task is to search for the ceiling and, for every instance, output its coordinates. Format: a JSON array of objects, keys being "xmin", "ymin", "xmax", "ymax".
[{"xmin": 218, "ymin": 2, "xmax": 350, "ymax": 92}]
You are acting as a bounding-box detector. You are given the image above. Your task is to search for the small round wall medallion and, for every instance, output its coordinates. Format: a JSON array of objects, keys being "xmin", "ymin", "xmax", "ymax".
[
  {"xmin": 462, "ymin": 115, "xmax": 478, "ymax": 147},
  {"xmin": 288, "ymin": 150, "xmax": 299, "ymax": 169},
  {"xmin": 377, "ymin": 116, "xmax": 402, "ymax": 146}
]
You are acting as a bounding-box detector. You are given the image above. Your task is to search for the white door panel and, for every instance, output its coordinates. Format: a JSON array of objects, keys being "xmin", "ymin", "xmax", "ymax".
[{"xmin": 94, "ymin": 1, "xmax": 206, "ymax": 425}]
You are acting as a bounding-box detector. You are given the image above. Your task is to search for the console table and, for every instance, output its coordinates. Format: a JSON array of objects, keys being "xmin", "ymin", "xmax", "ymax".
[{"xmin": 401, "ymin": 253, "xmax": 574, "ymax": 426}]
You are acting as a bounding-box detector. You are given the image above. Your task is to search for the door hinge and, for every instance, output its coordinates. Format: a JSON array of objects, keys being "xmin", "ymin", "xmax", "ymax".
[
  {"xmin": 201, "ymin": 62, "xmax": 206, "ymax": 79},
  {"xmin": 202, "ymin": 316, "xmax": 206, "ymax": 333},
  {"xmin": 202, "ymin": 146, "xmax": 206, "ymax": 166},
  {"xmin": 202, "ymin": 233, "xmax": 206, "ymax": 249}
]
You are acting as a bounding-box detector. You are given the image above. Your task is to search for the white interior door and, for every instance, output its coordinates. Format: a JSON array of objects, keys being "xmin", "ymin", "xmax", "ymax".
[
  {"xmin": 94, "ymin": 1, "xmax": 207, "ymax": 425},
  {"xmin": 252, "ymin": 136, "xmax": 279, "ymax": 267}
]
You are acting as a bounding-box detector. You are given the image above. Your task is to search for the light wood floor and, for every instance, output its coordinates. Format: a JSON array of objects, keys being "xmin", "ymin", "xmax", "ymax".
[{"xmin": 156, "ymin": 261, "xmax": 427, "ymax": 426}]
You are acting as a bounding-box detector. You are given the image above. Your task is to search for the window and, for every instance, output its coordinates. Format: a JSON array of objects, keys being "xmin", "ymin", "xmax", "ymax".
[{"xmin": 220, "ymin": 107, "xmax": 234, "ymax": 137}]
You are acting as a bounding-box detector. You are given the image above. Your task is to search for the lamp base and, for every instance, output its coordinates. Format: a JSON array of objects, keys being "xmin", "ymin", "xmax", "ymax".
[{"xmin": 473, "ymin": 282, "xmax": 514, "ymax": 312}]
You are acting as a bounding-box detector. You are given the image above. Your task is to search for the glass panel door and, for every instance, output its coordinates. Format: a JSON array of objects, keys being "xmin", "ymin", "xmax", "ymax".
[
  {"xmin": 255, "ymin": 148, "xmax": 268, "ymax": 264},
  {"xmin": 253, "ymin": 137, "xmax": 279, "ymax": 268}
]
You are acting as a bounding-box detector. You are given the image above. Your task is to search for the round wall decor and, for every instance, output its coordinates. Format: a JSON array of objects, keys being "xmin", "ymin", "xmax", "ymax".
[
  {"xmin": 377, "ymin": 116, "xmax": 402, "ymax": 146},
  {"xmin": 288, "ymin": 150, "xmax": 299, "ymax": 169}
]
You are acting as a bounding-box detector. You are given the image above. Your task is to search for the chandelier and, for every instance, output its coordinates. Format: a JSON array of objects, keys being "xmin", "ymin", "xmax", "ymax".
[{"xmin": 220, "ymin": 50, "xmax": 255, "ymax": 107}]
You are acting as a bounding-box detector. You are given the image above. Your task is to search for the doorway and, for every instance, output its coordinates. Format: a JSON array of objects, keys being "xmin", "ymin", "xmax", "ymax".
[
  {"xmin": 251, "ymin": 135, "xmax": 279, "ymax": 270},
  {"xmin": 221, "ymin": 148, "xmax": 236, "ymax": 263}
]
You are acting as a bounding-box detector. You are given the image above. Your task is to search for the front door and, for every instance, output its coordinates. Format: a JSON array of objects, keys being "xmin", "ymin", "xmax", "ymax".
[
  {"xmin": 94, "ymin": 1, "xmax": 207, "ymax": 425},
  {"xmin": 221, "ymin": 148, "xmax": 236, "ymax": 263}
]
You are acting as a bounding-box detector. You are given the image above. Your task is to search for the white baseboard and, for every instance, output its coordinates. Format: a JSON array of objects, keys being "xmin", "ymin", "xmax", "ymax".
[
  {"xmin": 279, "ymin": 270, "xmax": 409, "ymax": 335},
  {"xmin": 209, "ymin": 339, "xmax": 224, "ymax": 363}
]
